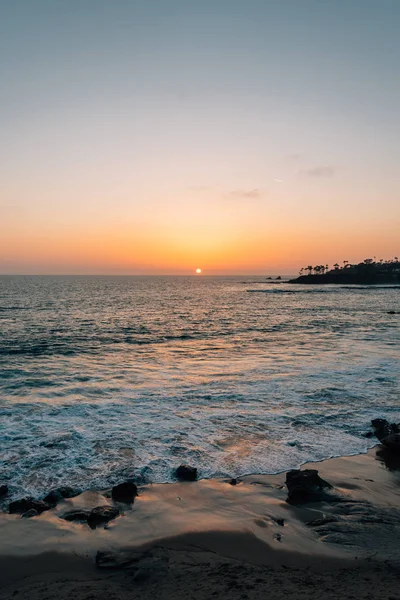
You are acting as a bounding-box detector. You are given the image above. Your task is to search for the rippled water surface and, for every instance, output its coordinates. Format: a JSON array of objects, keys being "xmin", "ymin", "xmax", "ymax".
[{"xmin": 1, "ymin": 275, "xmax": 399, "ymax": 498}]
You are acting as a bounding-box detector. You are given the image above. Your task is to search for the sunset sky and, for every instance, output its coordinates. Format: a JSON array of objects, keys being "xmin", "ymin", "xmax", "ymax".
[{"xmin": 1, "ymin": 0, "xmax": 399, "ymax": 275}]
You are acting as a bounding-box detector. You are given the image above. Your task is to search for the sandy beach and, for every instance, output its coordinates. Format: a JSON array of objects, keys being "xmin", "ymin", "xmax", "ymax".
[{"xmin": 1, "ymin": 445, "xmax": 400, "ymax": 599}]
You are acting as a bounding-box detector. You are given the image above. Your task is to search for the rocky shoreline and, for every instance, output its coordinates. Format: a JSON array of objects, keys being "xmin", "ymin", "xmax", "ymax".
[
  {"xmin": 1, "ymin": 419, "xmax": 399, "ymax": 527},
  {"xmin": 1, "ymin": 418, "xmax": 400, "ymax": 599}
]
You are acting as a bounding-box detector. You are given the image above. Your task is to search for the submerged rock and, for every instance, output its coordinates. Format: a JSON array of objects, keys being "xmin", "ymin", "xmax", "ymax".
[
  {"xmin": 371, "ymin": 419, "xmax": 400, "ymax": 452},
  {"xmin": 21, "ymin": 509, "xmax": 39, "ymax": 518},
  {"xmin": 87, "ymin": 506, "xmax": 120, "ymax": 529},
  {"xmin": 43, "ymin": 486, "xmax": 79, "ymax": 505},
  {"xmin": 62, "ymin": 509, "xmax": 91, "ymax": 522},
  {"xmin": 9, "ymin": 497, "xmax": 51, "ymax": 515},
  {"xmin": 175, "ymin": 464, "xmax": 197, "ymax": 481},
  {"xmin": 111, "ymin": 481, "xmax": 138, "ymax": 503},
  {"xmin": 285, "ymin": 469, "xmax": 333, "ymax": 504},
  {"xmin": 0, "ymin": 484, "xmax": 8, "ymax": 498}
]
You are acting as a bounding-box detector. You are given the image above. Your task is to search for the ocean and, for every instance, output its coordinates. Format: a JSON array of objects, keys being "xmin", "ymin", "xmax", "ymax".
[{"xmin": 1, "ymin": 275, "xmax": 399, "ymax": 499}]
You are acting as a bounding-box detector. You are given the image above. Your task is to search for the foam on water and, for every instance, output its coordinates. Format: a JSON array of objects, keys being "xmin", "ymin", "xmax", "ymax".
[{"xmin": 0, "ymin": 276, "xmax": 399, "ymax": 500}]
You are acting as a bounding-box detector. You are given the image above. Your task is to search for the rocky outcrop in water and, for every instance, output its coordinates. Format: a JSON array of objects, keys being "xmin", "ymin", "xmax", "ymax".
[
  {"xmin": 285, "ymin": 469, "xmax": 333, "ymax": 504},
  {"xmin": 175, "ymin": 464, "xmax": 197, "ymax": 481},
  {"xmin": 371, "ymin": 419, "xmax": 400, "ymax": 452},
  {"xmin": 111, "ymin": 481, "xmax": 138, "ymax": 503},
  {"xmin": 9, "ymin": 497, "xmax": 51, "ymax": 516},
  {"xmin": 43, "ymin": 487, "xmax": 79, "ymax": 506}
]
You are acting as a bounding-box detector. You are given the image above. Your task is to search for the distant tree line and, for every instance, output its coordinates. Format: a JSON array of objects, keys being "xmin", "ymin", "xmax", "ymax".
[
  {"xmin": 298, "ymin": 257, "xmax": 400, "ymax": 277},
  {"xmin": 291, "ymin": 257, "xmax": 400, "ymax": 284}
]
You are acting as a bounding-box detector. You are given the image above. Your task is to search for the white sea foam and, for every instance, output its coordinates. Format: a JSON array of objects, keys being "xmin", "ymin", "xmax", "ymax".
[{"xmin": 0, "ymin": 276, "xmax": 399, "ymax": 500}]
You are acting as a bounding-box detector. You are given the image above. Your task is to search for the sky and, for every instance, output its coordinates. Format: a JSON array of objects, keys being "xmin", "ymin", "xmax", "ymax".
[{"xmin": 1, "ymin": 0, "xmax": 399, "ymax": 275}]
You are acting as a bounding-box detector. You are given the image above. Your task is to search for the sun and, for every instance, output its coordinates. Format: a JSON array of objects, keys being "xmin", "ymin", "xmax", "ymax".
[{"xmin": 195, "ymin": 268, "xmax": 202, "ymax": 274}]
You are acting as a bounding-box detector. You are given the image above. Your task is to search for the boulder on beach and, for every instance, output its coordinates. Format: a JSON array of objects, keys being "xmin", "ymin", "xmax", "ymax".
[
  {"xmin": 87, "ymin": 506, "xmax": 120, "ymax": 529},
  {"xmin": 43, "ymin": 486, "xmax": 79, "ymax": 505},
  {"xmin": 9, "ymin": 497, "xmax": 51, "ymax": 515},
  {"xmin": 62, "ymin": 505, "xmax": 120, "ymax": 528},
  {"xmin": 111, "ymin": 481, "xmax": 138, "ymax": 503},
  {"xmin": 0, "ymin": 484, "xmax": 8, "ymax": 498},
  {"xmin": 285, "ymin": 469, "xmax": 333, "ymax": 504},
  {"xmin": 371, "ymin": 419, "xmax": 400, "ymax": 452},
  {"xmin": 175, "ymin": 464, "xmax": 197, "ymax": 481}
]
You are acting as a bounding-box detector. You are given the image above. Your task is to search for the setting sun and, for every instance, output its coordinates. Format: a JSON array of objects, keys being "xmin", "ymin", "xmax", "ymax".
[{"xmin": 196, "ymin": 268, "xmax": 202, "ymax": 274}]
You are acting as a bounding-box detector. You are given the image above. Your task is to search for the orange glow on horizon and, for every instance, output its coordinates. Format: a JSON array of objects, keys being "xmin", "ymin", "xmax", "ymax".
[{"xmin": 1, "ymin": 192, "xmax": 399, "ymax": 275}]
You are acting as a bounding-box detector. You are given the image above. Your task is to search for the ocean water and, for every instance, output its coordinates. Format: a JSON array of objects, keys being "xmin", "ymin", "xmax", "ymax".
[{"xmin": 1, "ymin": 275, "xmax": 399, "ymax": 500}]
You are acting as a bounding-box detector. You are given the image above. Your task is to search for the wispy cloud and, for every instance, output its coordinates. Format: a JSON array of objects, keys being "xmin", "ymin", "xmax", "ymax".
[
  {"xmin": 228, "ymin": 188, "xmax": 262, "ymax": 199},
  {"xmin": 286, "ymin": 153, "xmax": 301, "ymax": 162},
  {"xmin": 302, "ymin": 166, "xmax": 337, "ymax": 178}
]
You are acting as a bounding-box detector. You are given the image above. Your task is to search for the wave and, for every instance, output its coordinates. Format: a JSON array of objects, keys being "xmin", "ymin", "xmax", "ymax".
[
  {"xmin": 341, "ymin": 285, "xmax": 400, "ymax": 290},
  {"xmin": 0, "ymin": 306, "xmax": 31, "ymax": 311},
  {"xmin": 246, "ymin": 288, "xmax": 341, "ymax": 294},
  {"xmin": 247, "ymin": 285, "xmax": 400, "ymax": 293}
]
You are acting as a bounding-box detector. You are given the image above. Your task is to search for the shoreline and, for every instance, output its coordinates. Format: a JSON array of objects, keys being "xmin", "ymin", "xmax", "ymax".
[
  {"xmin": 1, "ymin": 445, "xmax": 400, "ymax": 598},
  {"xmin": 0, "ymin": 439, "xmax": 381, "ymax": 504}
]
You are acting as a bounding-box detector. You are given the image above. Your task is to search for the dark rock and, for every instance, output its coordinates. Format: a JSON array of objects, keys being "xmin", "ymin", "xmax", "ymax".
[
  {"xmin": 363, "ymin": 431, "xmax": 374, "ymax": 438},
  {"xmin": 43, "ymin": 487, "xmax": 79, "ymax": 505},
  {"xmin": 229, "ymin": 478, "xmax": 238, "ymax": 486},
  {"xmin": 62, "ymin": 510, "xmax": 91, "ymax": 522},
  {"xmin": 387, "ymin": 311, "xmax": 398, "ymax": 315},
  {"xmin": 111, "ymin": 481, "xmax": 138, "ymax": 503},
  {"xmin": 96, "ymin": 550, "xmax": 142, "ymax": 569},
  {"xmin": 371, "ymin": 418, "xmax": 398, "ymax": 440},
  {"xmin": 376, "ymin": 446, "xmax": 400, "ymax": 470},
  {"xmin": 175, "ymin": 464, "xmax": 197, "ymax": 481},
  {"xmin": 95, "ymin": 549, "xmax": 169, "ymax": 581},
  {"xmin": 275, "ymin": 518, "xmax": 285, "ymax": 526},
  {"xmin": 285, "ymin": 469, "xmax": 333, "ymax": 504},
  {"xmin": 0, "ymin": 484, "xmax": 8, "ymax": 498},
  {"xmin": 9, "ymin": 497, "xmax": 51, "ymax": 515},
  {"xmin": 87, "ymin": 506, "xmax": 120, "ymax": 529},
  {"xmin": 371, "ymin": 419, "xmax": 400, "ymax": 452},
  {"xmin": 380, "ymin": 433, "xmax": 400, "ymax": 451},
  {"xmin": 21, "ymin": 509, "xmax": 38, "ymax": 518}
]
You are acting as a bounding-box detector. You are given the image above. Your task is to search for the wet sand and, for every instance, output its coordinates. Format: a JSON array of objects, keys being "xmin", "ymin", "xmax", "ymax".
[{"xmin": 1, "ymin": 446, "xmax": 400, "ymax": 599}]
